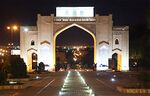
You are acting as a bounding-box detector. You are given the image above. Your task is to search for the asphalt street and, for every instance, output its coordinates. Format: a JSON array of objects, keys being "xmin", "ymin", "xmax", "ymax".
[{"xmin": 0, "ymin": 71, "xmax": 149, "ymax": 96}]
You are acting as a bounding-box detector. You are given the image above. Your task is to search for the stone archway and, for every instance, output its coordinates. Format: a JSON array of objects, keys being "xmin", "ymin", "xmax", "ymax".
[
  {"xmin": 53, "ymin": 23, "xmax": 96, "ymax": 69},
  {"xmin": 20, "ymin": 8, "xmax": 129, "ymax": 72}
]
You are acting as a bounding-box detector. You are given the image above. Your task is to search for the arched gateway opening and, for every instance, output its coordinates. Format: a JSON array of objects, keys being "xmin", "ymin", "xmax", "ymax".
[
  {"xmin": 111, "ymin": 52, "xmax": 122, "ymax": 71},
  {"xmin": 32, "ymin": 53, "xmax": 37, "ymax": 69},
  {"xmin": 112, "ymin": 53, "xmax": 118, "ymax": 71},
  {"xmin": 54, "ymin": 24, "xmax": 96, "ymax": 70}
]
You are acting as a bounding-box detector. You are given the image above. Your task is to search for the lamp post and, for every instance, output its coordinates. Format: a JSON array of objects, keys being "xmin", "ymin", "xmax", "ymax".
[{"xmin": 7, "ymin": 25, "xmax": 18, "ymax": 48}]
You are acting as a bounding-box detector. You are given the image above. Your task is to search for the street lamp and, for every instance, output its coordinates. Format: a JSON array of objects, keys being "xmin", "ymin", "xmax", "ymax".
[{"xmin": 7, "ymin": 25, "xmax": 18, "ymax": 47}]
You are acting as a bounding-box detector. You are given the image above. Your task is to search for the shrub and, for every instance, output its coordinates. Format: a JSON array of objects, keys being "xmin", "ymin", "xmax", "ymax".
[
  {"xmin": 10, "ymin": 56, "xmax": 28, "ymax": 78},
  {"xmin": 138, "ymin": 71, "xmax": 150, "ymax": 88},
  {"xmin": 0, "ymin": 65, "xmax": 7, "ymax": 84}
]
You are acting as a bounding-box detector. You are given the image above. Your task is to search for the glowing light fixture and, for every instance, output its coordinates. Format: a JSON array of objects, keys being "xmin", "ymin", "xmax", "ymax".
[
  {"xmin": 7, "ymin": 26, "xmax": 10, "ymax": 30},
  {"xmin": 24, "ymin": 28, "xmax": 29, "ymax": 32},
  {"xmin": 13, "ymin": 25, "xmax": 18, "ymax": 30},
  {"xmin": 36, "ymin": 76, "xmax": 40, "ymax": 79},
  {"xmin": 111, "ymin": 78, "xmax": 116, "ymax": 82}
]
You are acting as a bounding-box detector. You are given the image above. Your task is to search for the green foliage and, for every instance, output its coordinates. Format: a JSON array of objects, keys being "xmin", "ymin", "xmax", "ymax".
[
  {"xmin": 10, "ymin": 56, "xmax": 28, "ymax": 78},
  {"xmin": 138, "ymin": 72, "xmax": 150, "ymax": 88},
  {"xmin": 0, "ymin": 68, "xmax": 7, "ymax": 84},
  {"xmin": 0, "ymin": 55, "xmax": 10, "ymax": 84},
  {"xmin": 130, "ymin": 24, "xmax": 150, "ymax": 70},
  {"xmin": 139, "ymin": 29, "xmax": 150, "ymax": 69}
]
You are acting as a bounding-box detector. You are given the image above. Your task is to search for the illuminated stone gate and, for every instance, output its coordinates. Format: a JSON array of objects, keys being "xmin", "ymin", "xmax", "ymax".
[{"xmin": 20, "ymin": 7, "xmax": 129, "ymax": 72}]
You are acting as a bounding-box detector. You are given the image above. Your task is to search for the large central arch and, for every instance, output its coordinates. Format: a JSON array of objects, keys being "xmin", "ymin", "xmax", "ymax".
[{"xmin": 53, "ymin": 23, "xmax": 96, "ymax": 66}]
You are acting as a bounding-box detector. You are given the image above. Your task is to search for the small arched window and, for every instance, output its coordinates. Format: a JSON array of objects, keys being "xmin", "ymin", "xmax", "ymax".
[
  {"xmin": 115, "ymin": 39, "xmax": 119, "ymax": 45},
  {"xmin": 31, "ymin": 40, "xmax": 35, "ymax": 46}
]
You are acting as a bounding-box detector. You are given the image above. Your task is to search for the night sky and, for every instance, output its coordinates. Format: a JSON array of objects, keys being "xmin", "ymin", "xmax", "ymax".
[
  {"xmin": 0, "ymin": 0, "xmax": 149, "ymax": 46},
  {"xmin": 56, "ymin": 26, "xmax": 94, "ymax": 46}
]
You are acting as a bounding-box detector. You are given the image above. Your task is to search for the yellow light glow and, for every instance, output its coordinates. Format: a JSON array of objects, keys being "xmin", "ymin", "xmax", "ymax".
[
  {"xmin": 7, "ymin": 26, "xmax": 10, "ymax": 30},
  {"xmin": 13, "ymin": 25, "xmax": 18, "ymax": 30},
  {"xmin": 118, "ymin": 54, "xmax": 122, "ymax": 71},
  {"xmin": 73, "ymin": 57, "xmax": 77, "ymax": 61},
  {"xmin": 1, "ymin": 53, "xmax": 4, "ymax": 56},
  {"xmin": 113, "ymin": 51, "xmax": 122, "ymax": 71},
  {"xmin": 53, "ymin": 23, "xmax": 96, "ymax": 65},
  {"xmin": 7, "ymin": 25, "xmax": 18, "ymax": 31}
]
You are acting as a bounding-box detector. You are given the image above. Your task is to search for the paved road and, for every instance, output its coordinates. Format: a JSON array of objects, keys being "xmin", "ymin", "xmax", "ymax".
[
  {"xmin": 58, "ymin": 71, "xmax": 95, "ymax": 96},
  {"xmin": 0, "ymin": 72, "xmax": 66, "ymax": 96},
  {"xmin": 0, "ymin": 71, "xmax": 149, "ymax": 96},
  {"xmin": 81, "ymin": 71, "xmax": 144, "ymax": 96}
]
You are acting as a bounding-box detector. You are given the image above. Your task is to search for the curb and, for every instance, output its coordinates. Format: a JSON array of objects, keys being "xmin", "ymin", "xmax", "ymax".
[
  {"xmin": 117, "ymin": 86, "xmax": 150, "ymax": 94},
  {"xmin": 7, "ymin": 78, "xmax": 30, "ymax": 83},
  {"xmin": 0, "ymin": 83, "xmax": 30, "ymax": 90}
]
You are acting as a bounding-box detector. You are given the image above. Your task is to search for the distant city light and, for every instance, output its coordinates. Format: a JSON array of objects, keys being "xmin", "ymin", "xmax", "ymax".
[
  {"xmin": 7, "ymin": 26, "xmax": 10, "ymax": 30},
  {"xmin": 0, "ymin": 48, "xmax": 8, "ymax": 56},
  {"xmin": 113, "ymin": 75, "xmax": 116, "ymax": 78},
  {"xmin": 13, "ymin": 25, "xmax": 18, "ymax": 30},
  {"xmin": 111, "ymin": 78, "xmax": 116, "ymax": 82},
  {"xmin": 7, "ymin": 25, "xmax": 18, "ymax": 31},
  {"xmin": 73, "ymin": 57, "xmax": 77, "ymax": 61},
  {"xmin": 11, "ymin": 49, "xmax": 20, "ymax": 55}
]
